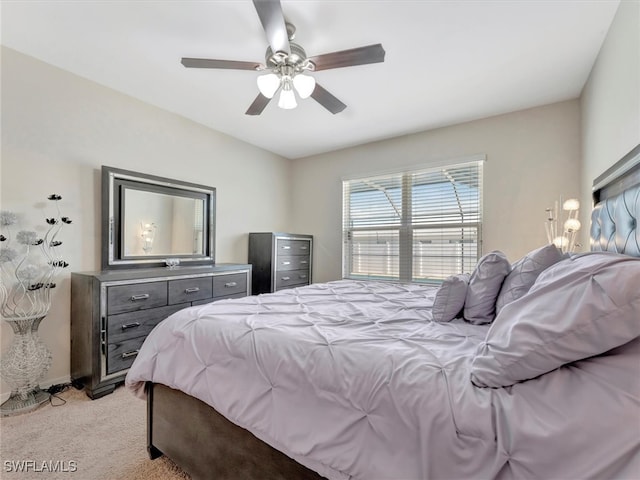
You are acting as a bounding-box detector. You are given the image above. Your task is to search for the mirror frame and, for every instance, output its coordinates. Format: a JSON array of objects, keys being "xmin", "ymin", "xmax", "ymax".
[{"xmin": 101, "ymin": 166, "xmax": 216, "ymax": 270}]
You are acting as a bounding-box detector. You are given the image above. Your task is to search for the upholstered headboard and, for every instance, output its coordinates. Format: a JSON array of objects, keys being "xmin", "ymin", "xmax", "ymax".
[{"xmin": 590, "ymin": 144, "xmax": 640, "ymax": 257}]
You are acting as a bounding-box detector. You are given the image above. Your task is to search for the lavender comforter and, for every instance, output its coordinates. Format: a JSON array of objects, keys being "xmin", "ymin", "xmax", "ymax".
[{"xmin": 126, "ymin": 280, "xmax": 639, "ymax": 479}]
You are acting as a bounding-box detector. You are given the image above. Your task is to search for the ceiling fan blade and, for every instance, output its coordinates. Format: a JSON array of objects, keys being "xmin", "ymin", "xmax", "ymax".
[
  {"xmin": 311, "ymin": 84, "xmax": 347, "ymax": 114},
  {"xmin": 245, "ymin": 93, "xmax": 272, "ymax": 116},
  {"xmin": 181, "ymin": 58, "xmax": 264, "ymax": 70},
  {"xmin": 252, "ymin": 0, "xmax": 290, "ymax": 55},
  {"xmin": 308, "ymin": 44, "xmax": 386, "ymax": 71}
]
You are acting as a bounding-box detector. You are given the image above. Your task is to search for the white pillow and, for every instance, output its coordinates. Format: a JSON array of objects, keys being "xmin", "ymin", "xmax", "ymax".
[
  {"xmin": 464, "ymin": 251, "xmax": 511, "ymax": 325},
  {"xmin": 470, "ymin": 252, "xmax": 640, "ymax": 388},
  {"xmin": 432, "ymin": 274, "xmax": 470, "ymax": 322},
  {"xmin": 495, "ymin": 244, "xmax": 565, "ymax": 314}
]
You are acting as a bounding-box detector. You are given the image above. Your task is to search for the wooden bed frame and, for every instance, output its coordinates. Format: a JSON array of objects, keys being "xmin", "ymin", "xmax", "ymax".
[{"xmin": 146, "ymin": 143, "xmax": 640, "ymax": 480}]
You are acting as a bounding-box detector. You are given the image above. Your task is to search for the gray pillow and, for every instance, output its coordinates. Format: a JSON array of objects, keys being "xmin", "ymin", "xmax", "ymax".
[
  {"xmin": 495, "ymin": 244, "xmax": 565, "ymax": 314},
  {"xmin": 432, "ymin": 273, "xmax": 470, "ymax": 322},
  {"xmin": 470, "ymin": 252, "xmax": 640, "ymax": 388},
  {"xmin": 463, "ymin": 251, "xmax": 511, "ymax": 325}
]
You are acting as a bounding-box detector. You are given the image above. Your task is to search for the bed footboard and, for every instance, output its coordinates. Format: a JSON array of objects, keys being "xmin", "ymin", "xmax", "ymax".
[{"xmin": 147, "ymin": 382, "xmax": 325, "ymax": 480}]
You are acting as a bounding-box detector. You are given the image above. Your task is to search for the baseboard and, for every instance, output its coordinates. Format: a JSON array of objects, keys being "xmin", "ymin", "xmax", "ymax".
[{"xmin": 0, "ymin": 375, "xmax": 71, "ymax": 403}]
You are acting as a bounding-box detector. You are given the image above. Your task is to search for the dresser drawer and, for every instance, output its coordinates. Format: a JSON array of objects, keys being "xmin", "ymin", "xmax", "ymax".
[
  {"xmin": 276, "ymin": 255, "xmax": 310, "ymax": 271},
  {"xmin": 275, "ymin": 269, "xmax": 310, "ymax": 290},
  {"xmin": 107, "ymin": 281, "xmax": 167, "ymax": 315},
  {"xmin": 107, "ymin": 304, "xmax": 187, "ymax": 344},
  {"xmin": 276, "ymin": 238, "xmax": 311, "ymax": 256},
  {"xmin": 213, "ymin": 272, "xmax": 247, "ymax": 298},
  {"xmin": 106, "ymin": 336, "xmax": 146, "ymax": 375},
  {"xmin": 169, "ymin": 277, "xmax": 213, "ymax": 305}
]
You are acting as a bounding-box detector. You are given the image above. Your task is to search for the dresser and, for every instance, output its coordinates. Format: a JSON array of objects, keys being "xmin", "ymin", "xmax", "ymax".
[
  {"xmin": 248, "ymin": 233, "xmax": 313, "ymax": 294},
  {"xmin": 71, "ymin": 264, "xmax": 251, "ymax": 399}
]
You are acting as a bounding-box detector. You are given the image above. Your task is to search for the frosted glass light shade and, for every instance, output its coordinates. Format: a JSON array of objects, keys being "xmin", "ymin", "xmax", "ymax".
[
  {"xmin": 293, "ymin": 74, "xmax": 316, "ymax": 99},
  {"xmin": 564, "ymin": 218, "xmax": 581, "ymax": 232},
  {"xmin": 278, "ymin": 86, "xmax": 297, "ymax": 109},
  {"xmin": 257, "ymin": 73, "xmax": 280, "ymax": 99},
  {"xmin": 553, "ymin": 236, "xmax": 568, "ymax": 248},
  {"xmin": 562, "ymin": 198, "xmax": 580, "ymax": 211}
]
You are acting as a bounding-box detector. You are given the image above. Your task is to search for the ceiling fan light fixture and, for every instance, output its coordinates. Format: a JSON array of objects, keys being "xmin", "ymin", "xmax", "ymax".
[
  {"xmin": 182, "ymin": 2, "xmax": 385, "ymax": 115},
  {"xmin": 278, "ymin": 78, "xmax": 297, "ymax": 109},
  {"xmin": 257, "ymin": 73, "xmax": 281, "ymax": 99},
  {"xmin": 293, "ymin": 73, "xmax": 316, "ymax": 99}
]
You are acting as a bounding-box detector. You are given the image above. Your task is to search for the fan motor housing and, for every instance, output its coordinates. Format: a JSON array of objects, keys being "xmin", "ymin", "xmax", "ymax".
[{"xmin": 266, "ymin": 42, "xmax": 308, "ymax": 69}]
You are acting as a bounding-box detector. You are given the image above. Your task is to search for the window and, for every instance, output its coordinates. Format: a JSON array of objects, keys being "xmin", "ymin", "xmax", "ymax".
[{"xmin": 342, "ymin": 158, "xmax": 483, "ymax": 283}]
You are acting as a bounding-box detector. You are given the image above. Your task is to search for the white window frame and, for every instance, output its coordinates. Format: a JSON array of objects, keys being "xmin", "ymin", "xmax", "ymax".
[{"xmin": 342, "ymin": 156, "xmax": 484, "ymax": 284}]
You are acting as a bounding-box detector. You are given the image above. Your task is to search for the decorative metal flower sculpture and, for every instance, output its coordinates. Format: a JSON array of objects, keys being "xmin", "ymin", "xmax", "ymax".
[
  {"xmin": 0, "ymin": 194, "xmax": 71, "ymax": 319},
  {"xmin": 0, "ymin": 194, "xmax": 71, "ymax": 416}
]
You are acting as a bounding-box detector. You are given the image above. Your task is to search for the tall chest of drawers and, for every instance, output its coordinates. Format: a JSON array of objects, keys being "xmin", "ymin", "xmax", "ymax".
[
  {"xmin": 71, "ymin": 264, "xmax": 251, "ymax": 399},
  {"xmin": 248, "ymin": 233, "xmax": 313, "ymax": 294}
]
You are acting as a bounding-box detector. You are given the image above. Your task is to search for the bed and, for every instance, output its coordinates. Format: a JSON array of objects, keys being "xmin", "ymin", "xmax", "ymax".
[{"xmin": 125, "ymin": 145, "xmax": 640, "ymax": 480}]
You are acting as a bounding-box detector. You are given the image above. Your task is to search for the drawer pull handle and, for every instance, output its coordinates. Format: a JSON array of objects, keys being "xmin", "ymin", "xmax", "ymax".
[
  {"xmin": 121, "ymin": 350, "xmax": 139, "ymax": 359},
  {"xmin": 131, "ymin": 294, "xmax": 150, "ymax": 301},
  {"xmin": 300, "ymin": 260, "xmax": 308, "ymax": 264},
  {"xmin": 121, "ymin": 322, "xmax": 141, "ymax": 330},
  {"xmin": 281, "ymin": 245, "xmax": 291, "ymax": 250},
  {"xmin": 282, "ymin": 261, "xmax": 291, "ymax": 265},
  {"xmin": 281, "ymin": 276, "xmax": 290, "ymax": 281},
  {"xmin": 184, "ymin": 287, "xmax": 200, "ymax": 294},
  {"xmin": 225, "ymin": 282, "xmax": 237, "ymax": 288},
  {"xmin": 301, "ymin": 246, "xmax": 308, "ymax": 250},
  {"xmin": 299, "ymin": 274, "xmax": 308, "ymax": 279}
]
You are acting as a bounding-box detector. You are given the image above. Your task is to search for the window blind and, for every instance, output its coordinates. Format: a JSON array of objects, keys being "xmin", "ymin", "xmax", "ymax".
[{"xmin": 342, "ymin": 159, "xmax": 483, "ymax": 283}]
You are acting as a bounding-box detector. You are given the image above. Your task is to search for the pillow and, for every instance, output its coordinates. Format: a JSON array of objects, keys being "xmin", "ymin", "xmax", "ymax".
[
  {"xmin": 470, "ymin": 252, "xmax": 640, "ymax": 388},
  {"xmin": 495, "ymin": 244, "xmax": 565, "ymax": 314},
  {"xmin": 463, "ymin": 251, "xmax": 511, "ymax": 325},
  {"xmin": 432, "ymin": 274, "xmax": 470, "ymax": 322}
]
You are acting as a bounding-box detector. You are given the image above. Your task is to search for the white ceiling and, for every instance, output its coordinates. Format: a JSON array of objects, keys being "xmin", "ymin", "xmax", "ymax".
[{"xmin": 1, "ymin": 1, "xmax": 619, "ymax": 159}]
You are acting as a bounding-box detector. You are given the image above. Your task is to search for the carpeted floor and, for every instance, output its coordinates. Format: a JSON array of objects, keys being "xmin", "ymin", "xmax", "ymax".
[{"xmin": 0, "ymin": 385, "xmax": 190, "ymax": 479}]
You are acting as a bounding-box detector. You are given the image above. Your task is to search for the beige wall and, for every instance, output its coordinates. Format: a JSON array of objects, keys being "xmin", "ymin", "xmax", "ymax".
[
  {"xmin": 291, "ymin": 100, "xmax": 582, "ymax": 283},
  {"xmin": 0, "ymin": 47, "xmax": 292, "ymax": 396},
  {"xmin": 581, "ymin": 0, "xmax": 640, "ymax": 246}
]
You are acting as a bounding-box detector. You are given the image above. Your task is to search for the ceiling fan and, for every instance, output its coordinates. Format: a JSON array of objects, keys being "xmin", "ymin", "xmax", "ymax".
[{"xmin": 181, "ymin": 0, "xmax": 386, "ymax": 115}]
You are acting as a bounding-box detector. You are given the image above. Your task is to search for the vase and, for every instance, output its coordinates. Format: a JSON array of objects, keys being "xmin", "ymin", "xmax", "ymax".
[{"xmin": 0, "ymin": 315, "xmax": 52, "ymax": 416}]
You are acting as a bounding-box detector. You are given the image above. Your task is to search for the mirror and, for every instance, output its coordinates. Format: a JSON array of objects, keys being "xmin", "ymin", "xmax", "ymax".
[{"xmin": 102, "ymin": 166, "xmax": 215, "ymax": 269}]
